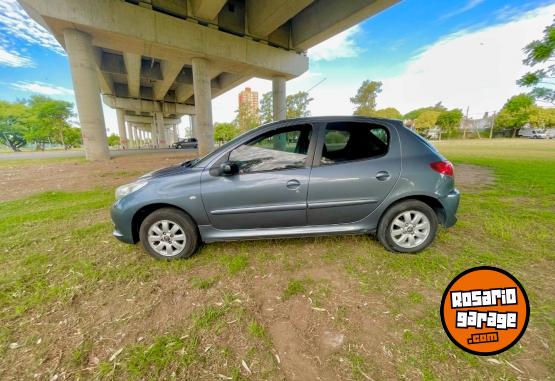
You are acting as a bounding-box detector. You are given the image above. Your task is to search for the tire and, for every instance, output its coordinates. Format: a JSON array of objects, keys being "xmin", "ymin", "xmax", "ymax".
[
  {"xmin": 139, "ymin": 208, "xmax": 199, "ymax": 260},
  {"xmin": 377, "ymin": 200, "xmax": 438, "ymax": 253}
]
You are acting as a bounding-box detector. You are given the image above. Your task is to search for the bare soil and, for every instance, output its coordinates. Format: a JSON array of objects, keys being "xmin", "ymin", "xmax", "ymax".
[
  {"xmin": 0, "ymin": 152, "xmax": 196, "ymax": 201},
  {"xmin": 0, "ymin": 156, "xmax": 494, "ymax": 202}
]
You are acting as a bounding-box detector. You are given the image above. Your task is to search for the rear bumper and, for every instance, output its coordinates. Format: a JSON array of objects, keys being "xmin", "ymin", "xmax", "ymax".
[{"xmin": 439, "ymin": 188, "xmax": 460, "ymax": 228}]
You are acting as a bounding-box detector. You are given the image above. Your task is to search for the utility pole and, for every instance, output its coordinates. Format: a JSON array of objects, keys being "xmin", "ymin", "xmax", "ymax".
[
  {"xmin": 489, "ymin": 111, "xmax": 496, "ymax": 139},
  {"xmin": 462, "ymin": 106, "xmax": 469, "ymax": 139}
]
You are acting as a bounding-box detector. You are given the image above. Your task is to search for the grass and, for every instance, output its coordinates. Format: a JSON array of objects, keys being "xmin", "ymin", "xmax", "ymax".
[{"xmin": 0, "ymin": 139, "xmax": 554, "ymax": 379}]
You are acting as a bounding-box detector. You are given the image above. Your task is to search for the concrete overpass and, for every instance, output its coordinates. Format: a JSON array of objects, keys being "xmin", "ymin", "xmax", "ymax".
[{"xmin": 18, "ymin": 0, "xmax": 398, "ymax": 160}]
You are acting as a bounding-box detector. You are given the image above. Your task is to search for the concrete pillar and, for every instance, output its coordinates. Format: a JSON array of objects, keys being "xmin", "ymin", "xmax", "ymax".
[
  {"xmin": 126, "ymin": 122, "xmax": 134, "ymax": 148},
  {"xmin": 272, "ymin": 76, "xmax": 286, "ymax": 121},
  {"xmin": 130, "ymin": 124, "xmax": 137, "ymax": 148},
  {"xmin": 190, "ymin": 115, "xmax": 197, "ymax": 139},
  {"xmin": 272, "ymin": 76, "xmax": 287, "ymax": 149},
  {"xmin": 116, "ymin": 109, "xmax": 128, "ymax": 149},
  {"xmin": 64, "ymin": 29, "xmax": 109, "ymax": 160},
  {"xmin": 151, "ymin": 119, "xmax": 158, "ymax": 148},
  {"xmin": 155, "ymin": 112, "xmax": 166, "ymax": 147},
  {"xmin": 173, "ymin": 124, "xmax": 179, "ymax": 142},
  {"xmin": 192, "ymin": 57, "xmax": 214, "ymax": 156}
]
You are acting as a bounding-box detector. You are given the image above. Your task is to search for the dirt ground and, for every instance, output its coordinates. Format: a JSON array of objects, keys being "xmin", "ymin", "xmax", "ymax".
[
  {"xmin": 0, "ymin": 152, "xmax": 196, "ymax": 202},
  {"xmin": 0, "ymin": 153, "xmax": 493, "ymax": 202}
]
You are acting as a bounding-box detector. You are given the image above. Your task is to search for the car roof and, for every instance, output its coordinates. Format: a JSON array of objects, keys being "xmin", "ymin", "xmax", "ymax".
[{"xmin": 265, "ymin": 115, "xmax": 403, "ymax": 127}]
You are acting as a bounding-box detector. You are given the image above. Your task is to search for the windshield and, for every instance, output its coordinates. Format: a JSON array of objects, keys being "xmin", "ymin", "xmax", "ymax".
[{"xmin": 191, "ymin": 128, "xmax": 259, "ymax": 168}]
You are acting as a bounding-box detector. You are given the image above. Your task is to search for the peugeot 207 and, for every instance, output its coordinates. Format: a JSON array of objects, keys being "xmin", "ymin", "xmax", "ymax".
[{"xmin": 111, "ymin": 116, "xmax": 460, "ymax": 259}]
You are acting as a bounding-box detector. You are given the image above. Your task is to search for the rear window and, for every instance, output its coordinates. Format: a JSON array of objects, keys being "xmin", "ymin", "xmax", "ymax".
[{"xmin": 321, "ymin": 122, "xmax": 389, "ymax": 165}]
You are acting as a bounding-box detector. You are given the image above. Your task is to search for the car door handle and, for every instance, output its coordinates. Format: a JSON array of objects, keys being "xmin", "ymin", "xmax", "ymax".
[
  {"xmin": 286, "ymin": 179, "xmax": 301, "ymax": 190},
  {"xmin": 375, "ymin": 171, "xmax": 390, "ymax": 181}
]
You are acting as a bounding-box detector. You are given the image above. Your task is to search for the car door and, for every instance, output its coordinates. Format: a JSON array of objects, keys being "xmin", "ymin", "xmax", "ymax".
[
  {"xmin": 307, "ymin": 120, "xmax": 401, "ymax": 225},
  {"xmin": 201, "ymin": 123, "xmax": 315, "ymax": 230}
]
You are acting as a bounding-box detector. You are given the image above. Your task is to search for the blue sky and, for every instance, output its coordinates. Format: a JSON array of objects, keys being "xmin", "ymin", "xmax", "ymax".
[{"xmin": 0, "ymin": 0, "xmax": 553, "ymax": 133}]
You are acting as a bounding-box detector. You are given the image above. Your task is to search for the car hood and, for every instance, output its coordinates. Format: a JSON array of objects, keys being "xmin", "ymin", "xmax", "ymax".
[{"xmin": 140, "ymin": 160, "xmax": 197, "ymax": 179}]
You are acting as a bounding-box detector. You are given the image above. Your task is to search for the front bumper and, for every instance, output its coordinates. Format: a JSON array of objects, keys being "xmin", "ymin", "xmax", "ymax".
[
  {"xmin": 440, "ymin": 188, "xmax": 460, "ymax": 228},
  {"xmin": 111, "ymin": 200, "xmax": 136, "ymax": 244}
]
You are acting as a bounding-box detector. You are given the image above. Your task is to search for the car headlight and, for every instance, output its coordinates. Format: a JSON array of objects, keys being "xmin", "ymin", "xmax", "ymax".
[{"xmin": 115, "ymin": 180, "xmax": 148, "ymax": 200}]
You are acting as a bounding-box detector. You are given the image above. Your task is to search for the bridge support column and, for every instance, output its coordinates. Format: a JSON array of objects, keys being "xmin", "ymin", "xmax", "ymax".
[
  {"xmin": 155, "ymin": 112, "xmax": 166, "ymax": 148},
  {"xmin": 151, "ymin": 119, "xmax": 158, "ymax": 148},
  {"xmin": 126, "ymin": 122, "xmax": 133, "ymax": 148},
  {"xmin": 192, "ymin": 57, "xmax": 214, "ymax": 156},
  {"xmin": 272, "ymin": 76, "xmax": 286, "ymax": 121},
  {"xmin": 64, "ymin": 29, "xmax": 109, "ymax": 160},
  {"xmin": 116, "ymin": 109, "xmax": 128, "ymax": 149}
]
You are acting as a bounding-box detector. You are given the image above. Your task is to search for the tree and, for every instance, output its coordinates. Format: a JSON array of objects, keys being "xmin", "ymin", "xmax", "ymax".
[
  {"xmin": 404, "ymin": 102, "xmax": 447, "ymax": 120},
  {"xmin": 517, "ymin": 21, "xmax": 555, "ymax": 104},
  {"xmin": 414, "ymin": 110, "xmax": 441, "ymax": 132},
  {"xmin": 350, "ymin": 80, "xmax": 382, "ymax": 116},
  {"xmin": 258, "ymin": 91, "xmax": 314, "ymax": 123},
  {"xmin": 259, "ymin": 92, "xmax": 273, "ymax": 124},
  {"xmin": 107, "ymin": 133, "xmax": 120, "ymax": 147},
  {"xmin": 436, "ymin": 109, "xmax": 464, "ymax": 138},
  {"xmin": 0, "ymin": 101, "xmax": 27, "ymax": 151},
  {"xmin": 63, "ymin": 127, "xmax": 82, "ymax": 148},
  {"xmin": 529, "ymin": 107, "xmax": 555, "ymax": 128},
  {"xmin": 214, "ymin": 122, "xmax": 239, "ymax": 142},
  {"xmin": 368, "ymin": 107, "xmax": 403, "ymax": 119},
  {"xmin": 286, "ymin": 91, "xmax": 313, "ymax": 119},
  {"xmin": 495, "ymin": 94, "xmax": 536, "ymax": 136},
  {"xmin": 234, "ymin": 102, "xmax": 259, "ymax": 132},
  {"xmin": 24, "ymin": 96, "xmax": 74, "ymax": 150}
]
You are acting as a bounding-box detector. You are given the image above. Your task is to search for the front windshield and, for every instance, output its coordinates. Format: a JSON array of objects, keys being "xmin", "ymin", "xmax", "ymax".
[{"xmin": 191, "ymin": 127, "xmax": 262, "ymax": 168}]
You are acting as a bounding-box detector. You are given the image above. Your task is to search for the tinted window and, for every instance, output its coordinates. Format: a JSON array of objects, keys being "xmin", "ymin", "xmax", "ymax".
[
  {"xmin": 229, "ymin": 125, "xmax": 312, "ymax": 173},
  {"xmin": 321, "ymin": 122, "xmax": 389, "ymax": 165}
]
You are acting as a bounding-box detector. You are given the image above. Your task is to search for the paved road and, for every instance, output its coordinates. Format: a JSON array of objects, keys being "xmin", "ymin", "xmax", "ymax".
[{"xmin": 0, "ymin": 148, "xmax": 197, "ymax": 160}]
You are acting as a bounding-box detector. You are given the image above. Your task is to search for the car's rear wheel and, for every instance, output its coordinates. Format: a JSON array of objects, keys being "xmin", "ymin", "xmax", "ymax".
[
  {"xmin": 139, "ymin": 208, "xmax": 199, "ymax": 259},
  {"xmin": 377, "ymin": 200, "xmax": 438, "ymax": 253}
]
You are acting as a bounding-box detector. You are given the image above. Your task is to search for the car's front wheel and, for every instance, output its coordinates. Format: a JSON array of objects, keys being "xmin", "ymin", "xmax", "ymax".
[
  {"xmin": 377, "ymin": 200, "xmax": 438, "ymax": 253},
  {"xmin": 139, "ymin": 208, "xmax": 199, "ymax": 259}
]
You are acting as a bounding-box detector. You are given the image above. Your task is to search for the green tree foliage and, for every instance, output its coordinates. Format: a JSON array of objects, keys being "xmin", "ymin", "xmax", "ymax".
[
  {"xmin": 259, "ymin": 92, "xmax": 273, "ymax": 124},
  {"xmin": 529, "ymin": 107, "xmax": 555, "ymax": 128},
  {"xmin": 107, "ymin": 133, "xmax": 120, "ymax": 147},
  {"xmin": 414, "ymin": 110, "xmax": 441, "ymax": 132},
  {"xmin": 368, "ymin": 107, "xmax": 403, "ymax": 119},
  {"xmin": 286, "ymin": 91, "xmax": 313, "ymax": 119},
  {"xmin": 517, "ymin": 21, "xmax": 555, "ymax": 104},
  {"xmin": 0, "ymin": 101, "xmax": 27, "ymax": 151},
  {"xmin": 350, "ymin": 80, "xmax": 382, "ymax": 116},
  {"xmin": 63, "ymin": 127, "xmax": 82, "ymax": 148},
  {"xmin": 214, "ymin": 122, "xmax": 239, "ymax": 142},
  {"xmin": 404, "ymin": 102, "xmax": 447, "ymax": 120},
  {"xmin": 234, "ymin": 103, "xmax": 259, "ymax": 133},
  {"xmin": 495, "ymin": 94, "xmax": 536, "ymax": 136},
  {"xmin": 25, "ymin": 96, "xmax": 75, "ymax": 150},
  {"xmin": 0, "ymin": 96, "xmax": 78, "ymax": 151},
  {"xmin": 436, "ymin": 109, "xmax": 464, "ymax": 137},
  {"xmin": 258, "ymin": 91, "xmax": 314, "ymax": 123}
]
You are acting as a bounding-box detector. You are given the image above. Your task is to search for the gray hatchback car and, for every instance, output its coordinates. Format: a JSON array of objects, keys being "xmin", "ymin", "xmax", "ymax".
[{"xmin": 111, "ymin": 116, "xmax": 460, "ymax": 259}]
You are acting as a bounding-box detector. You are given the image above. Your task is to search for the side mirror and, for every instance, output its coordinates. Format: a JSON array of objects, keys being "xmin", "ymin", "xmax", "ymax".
[{"xmin": 220, "ymin": 162, "xmax": 239, "ymax": 176}]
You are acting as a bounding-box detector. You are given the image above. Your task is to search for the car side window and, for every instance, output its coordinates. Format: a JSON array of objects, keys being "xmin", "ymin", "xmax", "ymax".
[
  {"xmin": 321, "ymin": 122, "xmax": 389, "ymax": 165},
  {"xmin": 229, "ymin": 124, "xmax": 312, "ymax": 174}
]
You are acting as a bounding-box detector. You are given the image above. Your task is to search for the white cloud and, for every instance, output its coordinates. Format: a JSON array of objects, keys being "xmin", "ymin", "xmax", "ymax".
[
  {"xmin": 308, "ymin": 25, "xmax": 362, "ymax": 62},
  {"xmin": 440, "ymin": 0, "xmax": 485, "ymax": 21},
  {"xmin": 0, "ymin": 44, "xmax": 33, "ymax": 67},
  {"xmin": 377, "ymin": 3, "xmax": 555, "ymax": 116},
  {"xmin": 0, "ymin": 0, "xmax": 65, "ymax": 55},
  {"xmin": 12, "ymin": 81, "xmax": 74, "ymax": 96}
]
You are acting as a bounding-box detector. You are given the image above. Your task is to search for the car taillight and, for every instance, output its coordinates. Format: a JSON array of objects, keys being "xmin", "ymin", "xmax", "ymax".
[{"xmin": 430, "ymin": 161, "xmax": 454, "ymax": 177}]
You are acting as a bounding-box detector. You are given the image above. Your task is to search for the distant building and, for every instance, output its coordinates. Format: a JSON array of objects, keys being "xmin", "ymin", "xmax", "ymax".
[{"xmin": 238, "ymin": 87, "xmax": 259, "ymax": 116}]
